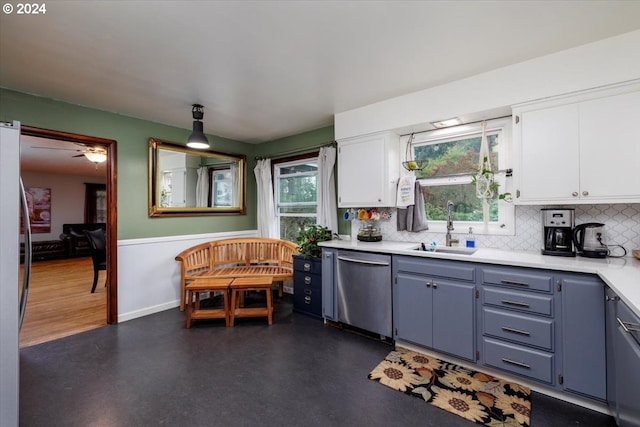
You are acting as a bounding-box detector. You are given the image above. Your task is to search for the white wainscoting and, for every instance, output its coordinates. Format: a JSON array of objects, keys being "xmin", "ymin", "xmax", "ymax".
[{"xmin": 116, "ymin": 230, "xmax": 257, "ymax": 323}]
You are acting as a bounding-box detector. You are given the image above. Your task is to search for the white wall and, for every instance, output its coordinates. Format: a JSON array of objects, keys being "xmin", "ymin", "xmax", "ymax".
[
  {"xmin": 116, "ymin": 230, "xmax": 256, "ymax": 322},
  {"xmin": 335, "ymin": 30, "xmax": 640, "ymax": 139},
  {"xmin": 21, "ymin": 171, "xmax": 106, "ymax": 241}
]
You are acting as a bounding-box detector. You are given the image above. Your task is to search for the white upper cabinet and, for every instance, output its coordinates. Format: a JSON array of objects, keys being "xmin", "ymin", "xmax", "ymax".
[
  {"xmin": 512, "ymin": 82, "xmax": 640, "ymax": 205},
  {"xmin": 337, "ymin": 131, "xmax": 399, "ymax": 207}
]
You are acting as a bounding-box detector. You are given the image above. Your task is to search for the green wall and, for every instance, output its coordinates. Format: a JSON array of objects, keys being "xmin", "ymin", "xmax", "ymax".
[
  {"xmin": 1, "ymin": 89, "xmax": 341, "ymax": 239},
  {"xmin": 0, "ymin": 89, "xmax": 257, "ymax": 239}
]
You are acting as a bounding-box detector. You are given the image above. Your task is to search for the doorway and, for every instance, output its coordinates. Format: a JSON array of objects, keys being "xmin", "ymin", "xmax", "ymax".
[{"xmin": 19, "ymin": 125, "xmax": 117, "ymax": 346}]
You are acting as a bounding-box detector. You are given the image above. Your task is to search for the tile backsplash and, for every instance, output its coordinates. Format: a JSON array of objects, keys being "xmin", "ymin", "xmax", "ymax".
[{"xmin": 366, "ymin": 204, "xmax": 640, "ymax": 257}]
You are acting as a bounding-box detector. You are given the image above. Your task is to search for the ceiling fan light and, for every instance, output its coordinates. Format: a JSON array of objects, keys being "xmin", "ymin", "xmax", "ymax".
[{"xmin": 84, "ymin": 150, "xmax": 107, "ymax": 163}]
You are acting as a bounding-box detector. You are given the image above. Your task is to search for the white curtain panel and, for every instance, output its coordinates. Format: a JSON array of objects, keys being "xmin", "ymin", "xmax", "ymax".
[
  {"xmin": 254, "ymin": 159, "xmax": 278, "ymax": 238},
  {"xmin": 317, "ymin": 146, "xmax": 338, "ymax": 234},
  {"xmin": 195, "ymin": 166, "xmax": 209, "ymax": 207},
  {"xmin": 230, "ymin": 162, "xmax": 239, "ymax": 207}
]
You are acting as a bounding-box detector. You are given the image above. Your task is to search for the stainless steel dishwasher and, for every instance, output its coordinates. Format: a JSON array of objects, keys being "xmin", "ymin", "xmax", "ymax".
[{"xmin": 337, "ymin": 250, "xmax": 392, "ymax": 338}]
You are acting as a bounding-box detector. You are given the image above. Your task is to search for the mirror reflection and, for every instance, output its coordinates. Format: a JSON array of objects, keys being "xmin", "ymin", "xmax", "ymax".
[{"xmin": 149, "ymin": 138, "xmax": 246, "ymax": 216}]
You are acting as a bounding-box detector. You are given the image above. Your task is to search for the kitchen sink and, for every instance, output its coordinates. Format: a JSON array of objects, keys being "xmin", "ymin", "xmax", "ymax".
[{"xmin": 415, "ymin": 246, "xmax": 478, "ymax": 255}]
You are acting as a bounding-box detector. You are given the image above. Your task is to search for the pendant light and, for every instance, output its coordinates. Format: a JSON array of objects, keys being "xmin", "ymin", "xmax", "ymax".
[{"xmin": 186, "ymin": 104, "xmax": 210, "ymax": 149}]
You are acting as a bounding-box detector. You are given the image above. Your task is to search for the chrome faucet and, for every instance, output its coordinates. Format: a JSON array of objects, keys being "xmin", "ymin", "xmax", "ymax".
[{"xmin": 445, "ymin": 200, "xmax": 459, "ymax": 246}]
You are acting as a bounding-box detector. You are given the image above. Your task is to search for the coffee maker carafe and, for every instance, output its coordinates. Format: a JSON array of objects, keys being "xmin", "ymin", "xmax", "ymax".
[
  {"xmin": 573, "ymin": 222, "xmax": 609, "ymax": 258},
  {"xmin": 541, "ymin": 208, "xmax": 575, "ymax": 257}
]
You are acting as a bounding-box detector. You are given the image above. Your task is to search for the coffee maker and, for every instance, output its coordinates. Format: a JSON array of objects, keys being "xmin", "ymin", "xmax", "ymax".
[{"xmin": 541, "ymin": 208, "xmax": 575, "ymax": 257}]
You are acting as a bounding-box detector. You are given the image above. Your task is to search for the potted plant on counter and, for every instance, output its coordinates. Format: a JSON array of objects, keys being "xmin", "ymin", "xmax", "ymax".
[{"xmin": 296, "ymin": 224, "xmax": 334, "ymax": 258}]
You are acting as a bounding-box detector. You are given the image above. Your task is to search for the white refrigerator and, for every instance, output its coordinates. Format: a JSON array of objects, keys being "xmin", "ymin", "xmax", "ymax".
[{"xmin": 0, "ymin": 121, "xmax": 23, "ymax": 427}]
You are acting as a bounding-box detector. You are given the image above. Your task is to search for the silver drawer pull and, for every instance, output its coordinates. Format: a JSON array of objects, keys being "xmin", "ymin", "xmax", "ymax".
[
  {"xmin": 304, "ymin": 296, "xmax": 311, "ymax": 304},
  {"xmin": 500, "ymin": 279, "xmax": 529, "ymax": 287},
  {"xmin": 304, "ymin": 289, "xmax": 312, "ymax": 295},
  {"xmin": 502, "ymin": 358, "xmax": 531, "ymax": 369},
  {"xmin": 304, "ymin": 276, "xmax": 312, "ymax": 285},
  {"xmin": 501, "ymin": 299, "xmax": 530, "ymax": 308},
  {"xmin": 303, "ymin": 263, "xmax": 311, "ymax": 271},
  {"xmin": 502, "ymin": 326, "xmax": 531, "ymax": 336},
  {"xmin": 618, "ymin": 318, "xmax": 640, "ymax": 333}
]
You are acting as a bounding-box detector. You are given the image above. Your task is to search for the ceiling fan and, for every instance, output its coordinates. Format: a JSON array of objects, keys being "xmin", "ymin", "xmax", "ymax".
[{"xmin": 32, "ymin": 144, "xmax": 107, "ymax": 164}]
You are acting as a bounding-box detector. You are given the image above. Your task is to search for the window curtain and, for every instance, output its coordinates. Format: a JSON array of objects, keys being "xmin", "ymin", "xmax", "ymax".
[
  {"xmin": 195, "ymin": 166, "xmax": 209, "ymax": 207},
  {"xmin": 230, "ymin": 162, "xmax": 239, "ymax": 207},
  {"xmin": 317, "ymin": 146, "xmax": 338, "ymax": 234},
  {"xmin": 254, "ymin": 159, "xmax": 278, "ymax": 238}
]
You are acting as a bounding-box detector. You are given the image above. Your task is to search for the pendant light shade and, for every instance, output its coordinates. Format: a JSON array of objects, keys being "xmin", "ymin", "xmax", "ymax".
[{"xmin": 186, "ymin": 104, "xmax": 210, "ymax": 149}]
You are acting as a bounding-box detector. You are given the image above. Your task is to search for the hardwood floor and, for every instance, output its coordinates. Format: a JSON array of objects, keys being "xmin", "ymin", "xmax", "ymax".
[{"xmin": 19, "ymin": 257, "xmax": 107, "ymax": 348}]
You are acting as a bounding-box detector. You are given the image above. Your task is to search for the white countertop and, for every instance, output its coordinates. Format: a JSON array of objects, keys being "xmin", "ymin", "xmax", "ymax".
[{"xmin": 319, "ymin": 239, "xmax": 640, "ymax": 317}]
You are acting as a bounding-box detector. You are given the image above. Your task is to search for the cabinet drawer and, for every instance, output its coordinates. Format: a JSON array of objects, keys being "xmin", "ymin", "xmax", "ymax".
[
  {"xmin": 483, "ymin": 337, "xmax": 554, "ymax": 384},
  {"xmin": 395, "ymin": 256, "xmax": 475, "ymax": 282},
  {"xmin": 294, "ymin": 271, "xmax": 321, "ymax": 289},
  {"xmin": 483, "ymin": 308, "xmax": 554, "ymax": 350},
  {"xmin": 293, "ymin": 256, "xmax": 322, "ymax": 275},
  {"xmin": 293, "ymin": 286, "xmax": 322, "ymax": 317},
  {"xmin": 482, "ymin": 267, "xmax": 553, "ymax": 293},
  {"xmin": 483, "ymin": 287, "xmax": 553, "ymax": 316}
]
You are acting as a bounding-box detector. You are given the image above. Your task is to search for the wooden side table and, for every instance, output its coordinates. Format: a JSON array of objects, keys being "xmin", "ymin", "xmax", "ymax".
[
  {"xmin": 229, "ymin": 277, "xmax": 274, "ymax": 326},
  {"xmin": 185, "ymin": 278, "xmax": 233, "ymax": 328}
]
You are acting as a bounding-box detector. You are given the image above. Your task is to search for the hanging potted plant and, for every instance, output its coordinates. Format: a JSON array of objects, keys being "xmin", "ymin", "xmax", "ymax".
[{"xmin": 470, "ymin": 156, "xmax": 512, "ymax": 202}]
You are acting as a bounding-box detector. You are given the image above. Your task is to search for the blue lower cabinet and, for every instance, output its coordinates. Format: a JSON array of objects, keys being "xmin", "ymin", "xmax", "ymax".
[
  {"xmin": 560, "ymin": 274, "xmax": 606, "ymax": 401},
  {"xmin": 321, "ymin": 249, "xmax": 337, "ymax": 321},
  {"xmin": 483, "ymin": 337, "xmax": 554, "ymax": 384},
  {"xmin": 393, "ymin": 256, "xmax": 476, "ymax": 362},
  {"xmin": 293, "ymin": 255, "xmax": 323, "ymax": 319}
]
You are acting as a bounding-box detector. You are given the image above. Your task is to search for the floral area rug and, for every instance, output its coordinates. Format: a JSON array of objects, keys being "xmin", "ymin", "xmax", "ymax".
[{"xmin": 369, "ymin": 348, "xmax": 531, "ymax": 427}]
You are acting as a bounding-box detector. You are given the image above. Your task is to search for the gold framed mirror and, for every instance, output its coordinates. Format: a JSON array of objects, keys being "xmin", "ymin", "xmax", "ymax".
[{"xmin": 148, "ymin": 138, "xmax": 246, "ymax": 216}]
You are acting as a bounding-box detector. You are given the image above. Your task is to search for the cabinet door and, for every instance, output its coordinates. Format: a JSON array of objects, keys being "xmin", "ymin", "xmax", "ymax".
[
  {"xmin": 613, "ymin": 300, "xmax": 640, "ymax": 427},
  {"xmin": 433, "ymin": 281, "xmax": 476, "ymax": 361},
  {"xmin": 321, "ymin": 249, "xmax": 336, "ymax": 320},
  {"xmin": 394, "ymin": 273, "xmax": 432, "ymax": 347},
  {"xmin": 337, "ymin": 133, "xmax": 398, "ymax": 207},
  {"xmin": 579, "ymin": 90, "xmax": 640, "ymax": 202},
  {"xmin": 515, "ymin": 104, "xmax": 580, "ymax": 203},
  {"xmin": 561, "ymin": 275, "xmax": 606, "ymax": 400}
]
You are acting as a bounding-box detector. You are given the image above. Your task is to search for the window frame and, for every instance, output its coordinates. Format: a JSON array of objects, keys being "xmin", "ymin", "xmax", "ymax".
[
  {"xmin": 272, "ymin": 153, "xmax": 320, "ymax": 239},
  {"xmin": 407, "ymin": 117, "xmax": 515, "ymax": 236}
]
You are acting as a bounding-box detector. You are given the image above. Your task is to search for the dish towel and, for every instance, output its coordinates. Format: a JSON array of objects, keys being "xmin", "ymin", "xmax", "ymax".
[
  {"xmin": 397, "ymin": 181, "xmax": 429, "ymax": 232},
  {"xmin": 396, "ymin": 175, "xmax": 416, "ymax": 208}
]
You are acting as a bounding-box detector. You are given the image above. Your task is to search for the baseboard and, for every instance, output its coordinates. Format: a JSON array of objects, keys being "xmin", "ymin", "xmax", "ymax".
[{"xmin": 118, "ymin": 300, "xmax": 179, "ymax": 323}]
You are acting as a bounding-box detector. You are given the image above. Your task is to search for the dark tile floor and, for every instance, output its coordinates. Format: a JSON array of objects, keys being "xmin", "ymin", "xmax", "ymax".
[{"xmin": 20, "ymin": 298, "xmax": 616, "ymax": 427}]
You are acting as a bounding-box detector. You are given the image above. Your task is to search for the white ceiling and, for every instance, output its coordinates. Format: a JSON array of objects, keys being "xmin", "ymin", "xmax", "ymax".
[{"xmin": 2, "ymin": 1, "xmax": 640, "ymax": 146}]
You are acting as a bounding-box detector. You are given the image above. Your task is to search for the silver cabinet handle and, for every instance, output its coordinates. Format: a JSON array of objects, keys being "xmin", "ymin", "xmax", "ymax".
[
  {"xmin": 502, "ymin": 358, "xmax": 531, "ymax": 369},
  {"xmin": 618, "ymin": 317, "xmax": 640, "ymax": 333},
  {"xmin": 432, "ymin": 282, "xmax": 438, "ymax": 289},
  {"xmin": 501, "ymin": 299, "xmax": 530, "ymax": 308},
  {"xmin": 582, "ymin": 191, "xmax": 589, "ymax": 196},
  {"xmin": 502, "ymin": 326, "xmax": 531, "ymax": 336},
  {"xmin": 572, "ymin": 192, "xmax": 579, "ymax": 197},
  {"xmin": 304, "ymin": 296, "xmax": 311, "ymax": 304},
  {"xmin": 304, "ymin": 276, "xmax": 312, "ymax": 285},
  {"xmin": 303, "ymin": 262, "xmax": 311, "ymax": 271},
  {"xmin": 500, "ymin": 279, "xmax": 529, "ymax": 287}
]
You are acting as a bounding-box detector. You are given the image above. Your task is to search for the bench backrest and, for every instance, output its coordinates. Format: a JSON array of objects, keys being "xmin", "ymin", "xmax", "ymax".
[{"xmin": 176, "ymin": 237, "xmax": 298, "ymax": 277}]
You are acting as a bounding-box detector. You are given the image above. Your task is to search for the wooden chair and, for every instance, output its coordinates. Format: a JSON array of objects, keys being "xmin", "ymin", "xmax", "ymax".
[{"xmin": 84, "ymin": 228, "xmax": 106, "ymax": 293}]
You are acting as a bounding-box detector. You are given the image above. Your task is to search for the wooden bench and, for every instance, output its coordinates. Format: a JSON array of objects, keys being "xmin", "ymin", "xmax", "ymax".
[{"xmin": 175, "ymin": 237, "xmax": 298, "ymax": 312}]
